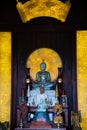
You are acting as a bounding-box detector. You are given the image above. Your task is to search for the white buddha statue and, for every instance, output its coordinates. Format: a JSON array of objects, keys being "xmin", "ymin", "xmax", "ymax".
[
  {"xmin": 33, "ymin": 86, "xmax": 50, "ymax": 122},
  {"xmin": 36, "ymin": 86, "xmax": 47, "ymax": 106},
  {"xmin": 36, "ymin": 86, "xmax": 47, "ymax": 110}
]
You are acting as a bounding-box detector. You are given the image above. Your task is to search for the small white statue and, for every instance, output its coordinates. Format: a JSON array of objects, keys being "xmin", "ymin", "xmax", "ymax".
[
  {"xmin": 36, "ymin": 86, "xmax": 47, "ymax": 106},
  {"xmin": 37, "ymin": 99, "xmax": 47, "ymax": 112}
]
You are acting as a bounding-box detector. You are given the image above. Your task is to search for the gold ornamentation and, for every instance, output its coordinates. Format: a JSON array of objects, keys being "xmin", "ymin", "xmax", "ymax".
[
  {"xmin": 55, "ymin": 85, "xmax": 59, "ymax": 97},
  {"xmin": 16, "ymin": 0, "xmax": 71, "ymax": 23},
  {"xmin": 54, "ymin": 103, "xmax": 62, "ymax": 114},
  {"xmin": 71, "ymin": 111, "xmax": 82, "ymax": 130},
  {"xmin": 53, "ymin": 103, "xmax": 63, "ymax": 124},
  {"xmin": 0, "ymin": 32, "xmax": 11, "ymax": 122},
  {"xmin": 26, "ymin": 48, "xmax": 62, "ymax": 81},
  {"xmin": 77, "ymin": 31, "xmax": 87, "ymax": 129}
]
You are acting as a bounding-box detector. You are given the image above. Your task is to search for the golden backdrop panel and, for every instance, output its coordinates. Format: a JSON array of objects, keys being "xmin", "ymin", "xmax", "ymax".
[
  {"xmin": 16, "ymin": 0, "xmax": 71, "ymax": 23},
  {"xmin": 77, "ymin": 31, "xmax": 87, "ymax": 129},
  {"xmin": 26, "ymin": 48, "xmax": 62, "ymax": 81},
  {"xmin": 0, "ymin": 32, "xmax": 11, "ymax": 122}
]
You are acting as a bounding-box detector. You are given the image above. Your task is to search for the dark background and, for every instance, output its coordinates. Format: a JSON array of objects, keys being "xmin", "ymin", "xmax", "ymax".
[
  {"xmin": 0, "ymin": 0, "xmax": 87, "ymax": 28},
  {"xmin": 0, "ymin": 0, "xmax": 87, "ymax": 129}
]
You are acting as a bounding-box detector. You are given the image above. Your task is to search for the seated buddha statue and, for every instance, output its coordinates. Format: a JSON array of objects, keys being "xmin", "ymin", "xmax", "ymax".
[
  {"xmin": 33, "ymin": 86, "xmax": 50, "ymax": 123},
  {"xmin": 36, "ymin": 86, "xmax": 48, "ymax": 107},
  {"xmin": 32, "ymin": 60, "xmax": 55, "ymax": 90}
]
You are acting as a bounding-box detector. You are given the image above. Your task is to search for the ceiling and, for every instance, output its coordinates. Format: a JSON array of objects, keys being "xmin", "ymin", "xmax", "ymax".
[{"xmin": 0, "ymin": 0, "xmax": 87, "ymax": 29}]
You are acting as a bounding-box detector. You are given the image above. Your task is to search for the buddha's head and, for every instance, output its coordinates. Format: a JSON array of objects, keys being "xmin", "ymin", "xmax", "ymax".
[
  {"xmin": 40, "ymin": 86, "xmax": 45, "ymax": 94},
  {"xmin": 40, "ymin": 60, "xmax": 46, "ymax": 72}
]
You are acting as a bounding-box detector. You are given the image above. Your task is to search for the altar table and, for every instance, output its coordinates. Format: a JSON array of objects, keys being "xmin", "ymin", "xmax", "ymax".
[{"xmin": 17, "ymin": 106, "xmax": 68, "ymax": 127}]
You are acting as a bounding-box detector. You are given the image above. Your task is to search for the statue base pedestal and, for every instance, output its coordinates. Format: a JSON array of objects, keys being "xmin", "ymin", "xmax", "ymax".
[
  {"xmin": 30, "ymin": 121, "xmax": 52, "ymax": 128},
  {"xmin": 33, "ymin": 111, "xmax": 50, "ymax": 123}
]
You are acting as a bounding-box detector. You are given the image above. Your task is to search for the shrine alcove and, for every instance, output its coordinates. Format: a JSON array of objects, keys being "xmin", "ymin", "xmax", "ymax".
[{"xmin": 11, "ymin": 17, "xmax": 77, "ymax": 130}]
